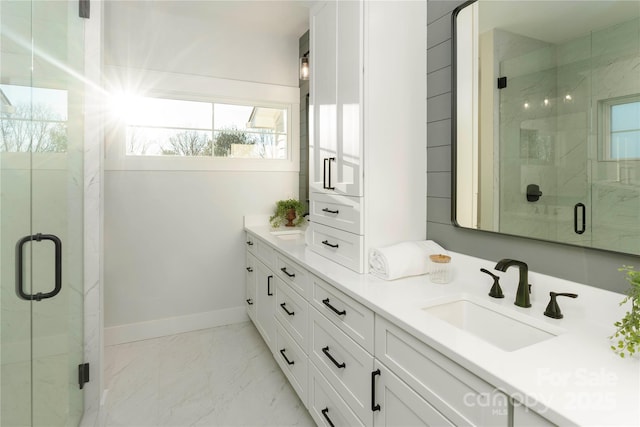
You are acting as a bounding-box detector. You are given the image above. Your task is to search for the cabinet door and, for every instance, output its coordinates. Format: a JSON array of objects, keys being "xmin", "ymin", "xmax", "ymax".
[
  {"xmin": 512, "ymin": 403, "xmax": 556, "ymax": 426},
  {"xmin": 245, "ymin": 253, "xmax": 257, "ymax": 322},
  {"xmin": 334, "ymin": 0, "xmax": 363, "ymax": 197},
  {"xmin": 255, "ymin": 260, "xmax": 276, "ymax": 353},
  {"xmin": 373, "ymin": 362, "xmax": 455, "ymax": 427},
  {"xmin": 309, "ymin": 0, "xmax": 363, "ymax": 197},
  {"xmin": 309, "ymin": 0, "xmax": 338, "ymax": 194}
]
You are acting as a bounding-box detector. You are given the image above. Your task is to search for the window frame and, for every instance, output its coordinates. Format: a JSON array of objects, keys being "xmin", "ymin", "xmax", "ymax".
[
  {"xmin": 599, "ymin": 94, "xmax": 640, "ymax": 161},
  {"xmin": 104, "ymin": 66, "xmax": 300, "ymax": 172}
]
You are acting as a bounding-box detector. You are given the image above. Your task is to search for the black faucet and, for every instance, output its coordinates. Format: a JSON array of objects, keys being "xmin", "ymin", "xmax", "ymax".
[{"xmin": 494, "ymin": 259, "xmax": 531, "ymax": 308}]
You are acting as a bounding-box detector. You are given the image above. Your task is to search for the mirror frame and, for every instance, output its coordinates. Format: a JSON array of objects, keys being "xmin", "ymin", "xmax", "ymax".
[{"xmin": 449, "ymin": 0, "xmax": 639, "ymax": 257}]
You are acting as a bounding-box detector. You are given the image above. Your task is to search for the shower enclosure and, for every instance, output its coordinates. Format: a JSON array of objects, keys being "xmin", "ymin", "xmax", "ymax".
[
  {"xmin": 1, "ymin": 0, "xmax": 85, "ymax": 425},
  {"xmin": 496, "ymin": 15, "xmax": 640, "ymax": 254}
]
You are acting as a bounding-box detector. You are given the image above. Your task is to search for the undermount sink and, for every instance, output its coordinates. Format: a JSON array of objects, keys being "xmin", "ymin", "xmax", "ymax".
[
  {"xmin": 423, "ymin": 297, "xmax": 561, "ymax": 352},
  {"xmin": 270, "ymin": 229, "xmax": 305, "ymax": 240}
]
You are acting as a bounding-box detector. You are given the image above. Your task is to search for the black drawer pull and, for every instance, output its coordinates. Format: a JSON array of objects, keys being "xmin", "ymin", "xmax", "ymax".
[
  {"xmin": 279, "ymin": 349, "xmax": 295, "ymax": 365},
  {"xmin": 280, "ymin": 302, "xmax": 295, "ymax": 316},
  {"xmin": 267, "ymin": 275, "xmax": 273, "ymax": 296},
  {"xmin": 322, "ymin": 240, "xmax": 339, "ymax": 248},
  {"xmin": 322, "ymin": 346, "xmax": 345, "ymax": 369},
  {"xmin": 371, "ymin": 369, "xmax": 381, "ymax": 411},
  {"xmin": 246, "ymin": 298, "xmax": 253, "ymax": 305},
  {"xmin": 322, "ymin": 298, "xmax": 346, "ymax": 316},
  {"xmin": 246, "ymin": 241, "xmax": 254, "ymax": 246},
  {"xmin": 321, "ymin": 208, "xmax": 339, "ymax": 214},
  {"xmin": 280, "ymin": 267, "xmax": 295, "ymax": 278},
  {"xmin": 246, "ymin": 267, "xmax": 253, "ymax": 272},
  {"xmin": 321, "ymin": 408, "xmax": 335, "ymax": 427}
]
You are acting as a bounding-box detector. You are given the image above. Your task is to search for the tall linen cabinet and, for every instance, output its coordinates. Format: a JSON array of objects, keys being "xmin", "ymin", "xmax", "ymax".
[{"xmin": 308, "ymin": 0, "xmax": 427, "ymax": 273}]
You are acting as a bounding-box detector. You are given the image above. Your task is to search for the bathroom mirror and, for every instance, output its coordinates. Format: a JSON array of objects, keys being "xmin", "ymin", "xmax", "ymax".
[{"xmin": 453, "ymin": 0, "xmax": 640, "ymax": 256}]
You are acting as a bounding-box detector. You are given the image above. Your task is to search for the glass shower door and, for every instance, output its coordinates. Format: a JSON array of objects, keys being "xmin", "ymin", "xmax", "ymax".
[
  {"xmin": 497, "ymin": 38, "xmax": 592, "ymax": 246},
  {"xmin": 1, "ymin": 1, "xmax": 85, "ymax": 425}
]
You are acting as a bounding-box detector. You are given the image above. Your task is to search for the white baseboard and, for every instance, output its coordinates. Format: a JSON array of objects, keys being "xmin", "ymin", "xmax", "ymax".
[{"xmin": 104, "ymin": 306, "xmax": 248, "ymax": 346}]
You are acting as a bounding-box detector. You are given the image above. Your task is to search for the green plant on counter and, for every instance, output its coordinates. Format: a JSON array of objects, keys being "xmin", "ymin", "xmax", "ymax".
[
  {"xmin": 269, "ymin": 198, "xmax": 306, "ymax": 228},
  {"xmin": 610, "ymin": 266, "xmax": 640, "ymax": 358}
]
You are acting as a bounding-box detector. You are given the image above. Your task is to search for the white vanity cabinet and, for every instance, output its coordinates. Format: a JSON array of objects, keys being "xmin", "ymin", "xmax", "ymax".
[
  {"xmin": 308, "ymin": 0, "xmax": 427, "ymax": 273},
  {"xmin": 245, "ymin": 253, "xmax": 257, "ymax": 321},
  {"xmin": 372, "ymin": 361, "xmax": 455, "ymax": 427},
  {"xmin": 375, "ymin": 316, "xmax": 509, "ymax": 426},
  {"xmin": 254, "ymin": 259, "xmax": 277, "ymax": 353},
  {"xmin": 244, "ymin": 231, "xmax": 513, "ymax": 427}
]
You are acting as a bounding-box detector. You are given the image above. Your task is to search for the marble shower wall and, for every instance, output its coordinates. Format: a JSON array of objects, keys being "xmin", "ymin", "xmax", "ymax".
[{"xmin": 495, "ymin": 18, "xmax": 640, "ymax": 253}]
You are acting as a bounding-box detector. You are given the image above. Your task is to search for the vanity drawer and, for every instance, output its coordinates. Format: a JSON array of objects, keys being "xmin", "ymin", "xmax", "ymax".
[
  {"xmin": 308, "ymin": 363, "xmax": 365, "ymax": 427},
  {"xmin": 276, "ymin": 254, "xmax": 309, "ymax": 298},
  {"xmin": 308, "ymin": 223, "xmax": 364, "ymax": 273},
  {"xmin": 245, "ymin": 232, "xmax": 257, "ymax": 255},
  {"xmin": 310, "ymin": 192, "xmax": 363, "ymax": 235},
  {"xmin": 311, "ymin": 274, "xmax": 374, "ymax": 353},
  {"xmin": 375, "ymin": 316, "xmax": 508, "ymax": 426},
  {"xmin": 275, "ymin": 322, "xmax": 308, "ymax": 407},
  {"xmin": 255, "ymin": 238, "xmax": 276, "ymax": 269},
  {"xmin": 310, "ymin": 307, "xmax": 374, "ymax": 423},
  {"xmin": 245, "ymin": 253, "xmax": 257, "ymax": 321},
  {"xmin": 275, "ymin": 279, "xmax": 309, "ymax": 352}
]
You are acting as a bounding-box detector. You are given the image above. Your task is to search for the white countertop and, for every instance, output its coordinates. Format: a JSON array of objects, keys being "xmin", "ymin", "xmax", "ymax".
[{"xmin": 245, "ymin": 221, "xmax": 640, "ymax": 426}]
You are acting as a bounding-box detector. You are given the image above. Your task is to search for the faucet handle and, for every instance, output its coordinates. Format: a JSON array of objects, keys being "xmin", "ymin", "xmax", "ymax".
[
  {"xmin": 480, "ymin": 268, "xmax": 504, "ymax": 299},
  {"xmin": 544, "ymin": 292, "xmax": 578, "ymax": 319}
]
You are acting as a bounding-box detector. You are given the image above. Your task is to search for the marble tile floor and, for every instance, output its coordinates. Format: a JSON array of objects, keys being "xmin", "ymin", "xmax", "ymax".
[{"xmin": 100, "ymin": 322, "xmax": 315, "ymax": 427}]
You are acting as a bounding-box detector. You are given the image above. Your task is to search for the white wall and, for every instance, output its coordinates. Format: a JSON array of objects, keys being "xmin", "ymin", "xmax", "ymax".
[
  {"xmin": 103, "ymin": 1, "xmax": 305, "ymax": 343},
  {"xmin": 104, "ymin": 1, "xmax": 303, "ymax": 86}
]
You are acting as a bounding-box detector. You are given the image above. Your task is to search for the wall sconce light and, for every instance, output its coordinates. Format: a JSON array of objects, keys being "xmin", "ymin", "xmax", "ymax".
[{"xmin": 299, "ymin": 51, "xmax": 310, "ymax": 81}]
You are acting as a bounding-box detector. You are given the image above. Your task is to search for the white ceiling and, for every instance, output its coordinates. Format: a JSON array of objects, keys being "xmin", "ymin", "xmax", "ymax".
[
  {"xmin": 148, "ymin": 0, "xmax": 311, "ymax": 38},
  {"xmin": 478, "ymin": 0, "xmax": 640, "ymax": 44}
]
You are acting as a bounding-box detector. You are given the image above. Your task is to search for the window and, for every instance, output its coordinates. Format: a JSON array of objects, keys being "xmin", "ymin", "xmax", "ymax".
[
  {"xmin": 120, "ymin": 96, "xmax": 288, "ymax": 160},
  {"xmin": 103, "ymin": 67, "xmax": 300, "ymax": 171},
  {"xmin": 601, "ymin": 96, "xmax": 640, "ymax": 160},
  {"xmin": 0, "ymin": 84, "xmax": 68, "ymax": 153}
]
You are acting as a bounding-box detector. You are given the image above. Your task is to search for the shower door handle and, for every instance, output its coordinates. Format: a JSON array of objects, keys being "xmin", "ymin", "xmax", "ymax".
[
  {"xmin": 16, "ymin": 233, "xmax": 62, "ymax": 301},
  {"xmin": 574, "ymin": 203, "xmax": 586, "ymax": 235}
]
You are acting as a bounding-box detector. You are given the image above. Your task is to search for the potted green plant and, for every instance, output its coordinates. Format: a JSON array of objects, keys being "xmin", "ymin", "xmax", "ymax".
[
  {"xmin": 269, "ymin": 199, "xmax": 306, "ymax": 228},
  {"xmin": 610, "ymin": 266, "xmax": 640, "ymax": 358}
]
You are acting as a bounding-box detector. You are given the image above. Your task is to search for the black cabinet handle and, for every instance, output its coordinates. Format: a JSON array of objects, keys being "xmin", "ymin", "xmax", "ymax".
[
  {"xmin": 321, "ymin": 408, "xmax": 335, "ymax": 427},
  {"xmin": 246, "ymin": 267, "xmax": 253, "ymax": 272},
  {"xmin": 280, "ymin": 302, "xmax": 295, "ymax": 316},
  {"xmin": 267, "ymin": 275, "xmax": 273, "ymax": 296},
  {"xmin": 246, "ymin": 241, "xmax": 254, "ymax": 246},
  {"xmin": 16, "ymin": 233, "xmax": 62, "ymax": 301},
  {"xmin": 322, "ymin": 240, "xmax": 339, "ymax": 249},
  {"xmin": 279, "ymin": 349, "xmax": 295, "ymax": 365},
  {"xmin": 280, "ymin": 267, "xmax": 295, "ymax": 278},
  {"xmin": 322, "ymin": 298, "xmax": 346, "ymax": 316},
  {"xmin": 322, "ymin": 207, "xmax": 339, "ymax": 214},
  {"xmin": 327, "ymin": 157, "xmax": 336, "ymax": 190},
  {"xmin": 322, "ymin": 346, "xmax": 345, "ymax": 368},
  {"xmin": 323, "ymin": 157, "xmax": 336, "ymax": 190},
  {"xmin": 371, "ymin": 369, "xmax": 381, "ymax": 412},
  {"xmin": 246, "ymin": 298, "xmax": 253, "ymax": 305},
  {"xmin": 574, "ymin": 203, "xmax": 586, "ymax": 234},
  {"xmin": 323, "ymin": 158, "xmax": 328, "ymax": 189}
]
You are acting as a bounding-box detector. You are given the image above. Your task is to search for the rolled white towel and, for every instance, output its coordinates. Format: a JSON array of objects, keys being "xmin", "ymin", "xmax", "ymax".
[{"xmin": 369, "ymin": 240, "xmax": 447, "ymax": 281}]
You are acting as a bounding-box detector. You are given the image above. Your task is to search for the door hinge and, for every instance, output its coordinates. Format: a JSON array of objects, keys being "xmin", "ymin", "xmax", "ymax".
[
  {"xmin": 497, "ymin": 76, "xmax": 507, "ymax": 89},
  {"xmin": 78, "ymin": 363, "xmax": 90, "ymax": 389},
  {"xmin": 79, "ymin": 0, "xmax": 90, "ymax": 19}
]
